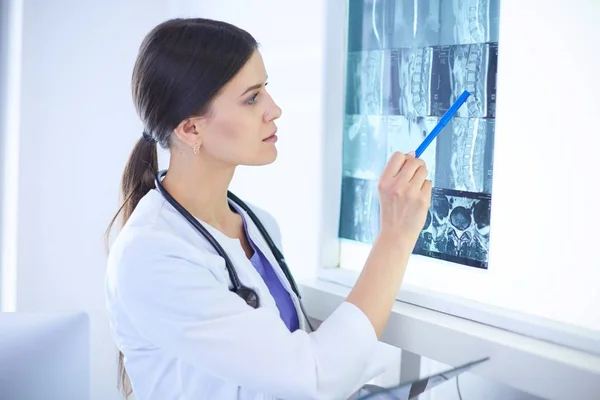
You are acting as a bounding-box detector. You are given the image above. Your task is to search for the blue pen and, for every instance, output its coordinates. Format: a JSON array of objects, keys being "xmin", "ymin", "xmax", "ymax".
[{"xmin": 415, "ymin": 90, "xmax": 471, "ymax": 158}]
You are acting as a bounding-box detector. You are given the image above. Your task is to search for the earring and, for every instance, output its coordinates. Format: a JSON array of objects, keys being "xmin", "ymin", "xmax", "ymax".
[{"xmin": 193, "ymin": 143, "xmax": 200, "ymax": 155}]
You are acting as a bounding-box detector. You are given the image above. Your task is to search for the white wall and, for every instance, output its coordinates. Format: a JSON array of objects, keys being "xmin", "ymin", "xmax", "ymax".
[{"xmin": 11, "ymin": 1, "xmax": 174, "ymax": 399}]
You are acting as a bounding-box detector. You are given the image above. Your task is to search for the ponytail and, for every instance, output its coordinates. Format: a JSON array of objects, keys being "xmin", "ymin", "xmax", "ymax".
[
  {"xmin": 105, "ymin": 135, "xmax": 158, "ymax": 248},
  {"xmin": 104, "ymin": 134, "xmax": 158, "ymax": 398}
]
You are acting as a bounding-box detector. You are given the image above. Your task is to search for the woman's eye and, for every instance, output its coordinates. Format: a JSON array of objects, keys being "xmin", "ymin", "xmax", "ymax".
[{"xmin": 246, "ymin": 93, "xmax": 259, "ymax": 105}]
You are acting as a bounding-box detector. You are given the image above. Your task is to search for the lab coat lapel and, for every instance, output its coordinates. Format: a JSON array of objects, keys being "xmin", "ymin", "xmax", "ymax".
[{"xmin": 240, "ymin": 208, "xmax": 308, "ymax": 332}]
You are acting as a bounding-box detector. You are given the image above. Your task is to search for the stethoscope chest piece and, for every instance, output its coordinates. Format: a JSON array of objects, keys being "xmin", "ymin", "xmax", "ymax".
[{"xmin": 235, "ymin": 287, "xmax": 260, "ymax": 309}]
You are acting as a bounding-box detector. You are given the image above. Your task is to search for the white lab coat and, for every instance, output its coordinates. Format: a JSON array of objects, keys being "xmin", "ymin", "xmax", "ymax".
[{"xmin": 105, "ymin": 189, "xmax": 385, "ymax": 400}]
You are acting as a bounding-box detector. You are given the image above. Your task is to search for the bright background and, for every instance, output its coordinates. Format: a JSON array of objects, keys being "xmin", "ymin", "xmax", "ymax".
[{"xmin": 1, "ymin": 1, "xmax": 598, "ymax": 399}]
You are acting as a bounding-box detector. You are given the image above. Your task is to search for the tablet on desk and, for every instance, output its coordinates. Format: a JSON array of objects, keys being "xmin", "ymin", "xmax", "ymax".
[{"xmin": 358, "ymin": 357, "xmax": 490, "ymax": 400}]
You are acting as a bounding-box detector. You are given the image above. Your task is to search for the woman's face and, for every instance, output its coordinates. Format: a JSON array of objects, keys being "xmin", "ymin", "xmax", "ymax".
[{"xmin": 194, "ymin": 50, "xmax": 283, "ymax": 167}]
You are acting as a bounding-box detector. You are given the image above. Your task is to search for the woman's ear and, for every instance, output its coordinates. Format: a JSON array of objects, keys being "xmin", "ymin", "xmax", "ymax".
[{"xmin": 173, "ymin": 117, "xmax": 205, "ymax": 148}]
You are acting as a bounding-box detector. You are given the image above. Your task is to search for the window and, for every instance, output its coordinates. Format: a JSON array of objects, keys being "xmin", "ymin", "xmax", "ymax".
[{"xmin": 337, "ymin": 0, "xmax": 499, "ymax": 273}]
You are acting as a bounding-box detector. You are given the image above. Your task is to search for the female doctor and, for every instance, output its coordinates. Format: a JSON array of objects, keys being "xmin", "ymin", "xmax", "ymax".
[{"xmin": 105, "ymin": 17, "xmax": 431, "ymax": 400}]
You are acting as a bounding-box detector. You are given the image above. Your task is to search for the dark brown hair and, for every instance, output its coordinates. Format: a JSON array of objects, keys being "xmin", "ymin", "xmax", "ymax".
[{"xmin": 104, "ymin": 17, "xmax": 257, "ymax": 397}]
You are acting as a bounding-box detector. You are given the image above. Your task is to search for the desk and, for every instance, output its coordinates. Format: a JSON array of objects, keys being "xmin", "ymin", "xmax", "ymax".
[{"xmin": 299, "ymin": 278, "xmax": 600, "ymax": 400}]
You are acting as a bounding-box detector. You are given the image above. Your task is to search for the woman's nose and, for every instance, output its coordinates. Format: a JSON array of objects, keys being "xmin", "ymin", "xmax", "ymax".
[{"xmin": 264, "ymin": 94, "xmax": 282, "ymax": 121}]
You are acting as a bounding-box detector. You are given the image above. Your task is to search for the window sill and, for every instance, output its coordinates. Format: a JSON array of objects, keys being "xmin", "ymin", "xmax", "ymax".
[{"xmin": 298, "ymin": 269, "xmax": 600, "ymax": 400}]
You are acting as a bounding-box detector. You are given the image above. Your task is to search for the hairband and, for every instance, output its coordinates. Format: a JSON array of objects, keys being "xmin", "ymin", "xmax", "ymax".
[{"xmin": 142, "ymin": 131, "xmax": 153, "ymax": 142}]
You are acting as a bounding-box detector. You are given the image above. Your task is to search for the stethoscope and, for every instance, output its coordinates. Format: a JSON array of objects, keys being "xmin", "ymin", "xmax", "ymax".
[{"xmin": 154, "ymin": 169, "xmax": 315, "ymax": 332}]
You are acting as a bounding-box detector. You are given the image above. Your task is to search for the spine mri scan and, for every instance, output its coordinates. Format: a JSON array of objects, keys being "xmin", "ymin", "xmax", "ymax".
[{"xmin": 340, "ymin": 0, "xmax": 499, "ymax": 269}]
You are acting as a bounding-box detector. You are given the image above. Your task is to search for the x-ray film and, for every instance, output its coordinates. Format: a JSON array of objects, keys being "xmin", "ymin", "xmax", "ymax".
[
  {"xmin": 347, "ymin": 0, "xmax": 501, "ymax": 48},
  {"xmin": 339, "ymin": 0, "xmax": 499, "ymax": 269},
  {"xmin": 390, "ymin": 0, "xmax": 442, "ymax": 48},
  {"xmin": 390, "ymin": 47, "xmax": 433, "ymax": 116},
  {"xmin": 434, "ymin": 118, "xmax": 494, "ymax": 194},
  {"xmin": 449, "ymin": 43, "xmax": 498, "ymax": 118},
  {"xmin": 339, "ymin": 177, "xmax": 380, "ymax": 244},
  {"xmin": 415, "ymin": 188, "xmax": 491, "ymax": 268},
  {"xmin": 439, "ymin": 0, "xmax": 500, "ymax": 46},
  {"xmin": 347, "ymin": 0, "xmax": 394, "ymax": 51},
  {"xmin": 345, "ymin": 50, "xmax": 391, "ymax": 115},
  {"xmin": 343, "ymin": 115, "xmax": 388, "ymax": 179},
  {"xmin": 387, "ymin": 116, "xmax": 438, "ymax": 183},
  {"xmin": 390, "ymin": 43, "xmax": 497, "ymax": 118}
]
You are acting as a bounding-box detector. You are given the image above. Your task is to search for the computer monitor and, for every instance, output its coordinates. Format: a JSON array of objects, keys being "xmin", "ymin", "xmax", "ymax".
[{"xmin": 0, "ymin": 311, "xmax": 90, "ymax": 400}]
